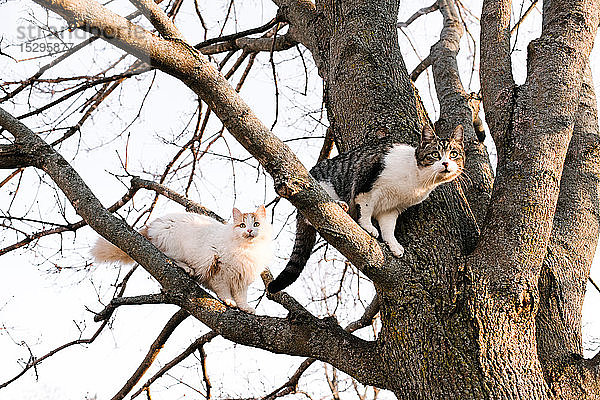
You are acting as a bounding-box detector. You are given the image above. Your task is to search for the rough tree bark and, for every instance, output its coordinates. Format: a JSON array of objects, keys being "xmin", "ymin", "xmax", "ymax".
[{"xmin": 2, "ymin": 0, "xmax": 600, "ymax": 398}]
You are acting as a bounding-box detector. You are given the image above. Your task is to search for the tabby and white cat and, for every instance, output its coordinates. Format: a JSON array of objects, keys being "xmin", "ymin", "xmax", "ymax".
[
  {"xmin": 91, "ymin": 206, "xmax": 272, "ymax": 313},
  {"xmin": 268, "ymin": 125, "xmax": 464, "ymax": 293}
]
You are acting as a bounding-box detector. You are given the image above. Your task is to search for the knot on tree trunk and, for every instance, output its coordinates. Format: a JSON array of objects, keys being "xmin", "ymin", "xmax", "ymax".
[
  {"xmin": 274, "ymin": 176, "xmax": 311, "ymax": 198},
  {"xmin": 515, "ymin": 285, "xmax": 539, "ymax": 317}
]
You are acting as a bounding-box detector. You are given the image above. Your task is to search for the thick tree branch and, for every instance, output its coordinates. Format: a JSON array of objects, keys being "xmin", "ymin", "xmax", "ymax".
[
  {"xmin": 199, "ymin": 33, "xmax": 297, "ymax": 55},
  {"xmin": 264, "ymin": 294, "xmax": 380, "ymax": 399},
  {"xmin": 195, "ymin": 17, "xmax": 281, "ymax": 48},
  {"xmin": 475, "ymin": 0, "xmax": 600, "ymax": 284},
  {"xmin": 0, "ymin": 144, "xmax": 32, "ymax": 169},
  {"xmin": 537, "ymin": 64, "xmax": 600, "ymax": 388},
  {"xmin": 469, "ymin": 1, "xmax": 600, "ymax": 395},
  {"xmin": 480, "ymin": 0, "xmax": 515, "ymax": 145},
  {"xmin": 0, "ymin": 106, "xmax": 387, "ymax": 388}
]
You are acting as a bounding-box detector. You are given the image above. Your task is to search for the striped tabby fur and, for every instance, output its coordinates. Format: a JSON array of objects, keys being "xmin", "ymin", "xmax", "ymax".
[{"xmin": 268, "ymin": 125, "xmax": 464, "ymax": 293}]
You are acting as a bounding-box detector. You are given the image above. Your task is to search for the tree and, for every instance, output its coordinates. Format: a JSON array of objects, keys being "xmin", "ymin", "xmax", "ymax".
[{"xmin": 0, "ymin": 0, "xmax": 599, "ymax": 398}]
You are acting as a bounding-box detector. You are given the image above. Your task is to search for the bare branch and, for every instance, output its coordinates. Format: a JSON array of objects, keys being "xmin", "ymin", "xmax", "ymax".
[
  {"xmin": 131, "ymin": 177, "xmax": 226, "ymax": 223},
  {"xmin": 397, "ymin": 2, "xmax": 439, "ymax": 28},
  {"xmin": 263, "ymin": 294, "xmax": 380, "ymax": 399},
  {"xmin": 199, "ymin": 33, "xmax": 297, "ymax": 55},
  {"xmin": 0, "ymin": 184, "xmax": 138, "ymax": 257},
  {"xmin": 410, "ymin": 54, "xmax": 432, "ymax": 82},
  {"xmin": 345, "ymin": 295, "xmax": 380, "ymax": 333},
  {"xmin": 0, "ymin": 144, "xmax": 32, "ymax": 169},
  {"xmin": 261, "ymin": 269, "xmax": 313, "ymax": 315},
  {"xmin": 0, "ymin": 1, "xmax": 164, "ymax": 103},
  {"xmin": 111, "ymin": 309, "xmax": 190, "ymax": 400},
  {"xmin": 480, "ymin": 0, "xmax": 515, "ymax": 143},
  {"xmin": 510, "ymin": 0, "xmax": 539, "ymax": 35},
  {"xmin": 129, "ymin": 0, "xmax": 183, "ymax": 39},
  {"xmin": 0, "ymin": 265, "xmax": 137, "ymax": 389},
  {"xmin": 196, "ymin": 17, "xmax": 281, "ymax": 49},
  {"xmin": 130, "ymin": 331, "xmax": 219, "ymax": 399},
  {"xmin": 93, "ymin": 293, "xmax": 169, "ymax": 322}
]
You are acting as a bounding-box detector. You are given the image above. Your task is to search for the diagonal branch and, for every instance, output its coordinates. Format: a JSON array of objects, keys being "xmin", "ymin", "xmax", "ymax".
[
  {"xmin": 129, "ymin": 0, "xmax": 183, "ymax": 39},
  {"xmin": 131, "ymin": 177, "xmax": 226, "ymax": 223},
  {"xmin": 397, "ymin": 2, "xmax": 439, "ymax": 28},
  {"xmin": 129, "ymin": 330, "xmax": 219, "ymax": 399}
]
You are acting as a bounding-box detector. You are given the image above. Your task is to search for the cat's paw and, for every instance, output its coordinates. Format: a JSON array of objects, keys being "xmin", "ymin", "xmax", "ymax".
[
  {"xmin": 223, "ymin": 298, "xmax": 237, "ymax": 308},
  {"xmin": 387, "ymin": 242, "xmax": 404, "ymax": 257},
  {"xmin": 362, "ymin": 224, "xmax": 379, "ymax": 237},
  {"xmin": 239, "ymin": 305, "xmax": 256, "ymax": 314}
]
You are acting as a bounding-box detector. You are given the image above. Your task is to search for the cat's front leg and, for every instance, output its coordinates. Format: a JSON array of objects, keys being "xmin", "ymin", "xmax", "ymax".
[
  {"xmin": 377, "ymin": 211, "xmax": 404, "ymax": 257},
  {"xmin": 355, "ymin": 194, "xmax": 378, "ymax": 237},
  {"xmin": 232, "ymin": 286, "xmax": 255, "ymax": 314},
  {"xmin": 209, "ymin": 279, "xmax": 238, "ymax": 309}
]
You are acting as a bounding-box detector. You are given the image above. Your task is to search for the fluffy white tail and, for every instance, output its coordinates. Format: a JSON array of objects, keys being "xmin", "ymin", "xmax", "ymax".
[
  {"xmin": 90, "ymin": 227, "xmax": 148, "ymax": 264},
  {"xmin": 90, "ymin": 237, "xmax": 134, "ymax": 264}
]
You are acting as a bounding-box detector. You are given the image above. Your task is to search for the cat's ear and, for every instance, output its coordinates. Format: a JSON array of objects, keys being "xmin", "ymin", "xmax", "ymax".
[
  {"xmin": 255, "ymin": 205, "xmax": 266, "ymax": 219},
  {"xmin": 452, "ymin": 125, "xmax": 464, "ymax": 142},
  {"xmin": 421, "ymin": 124, "xmax": 437, "ymax": 143},
  {"xmin": 232, "ymin": 207, "xmax": 243, "ymax": 223}
]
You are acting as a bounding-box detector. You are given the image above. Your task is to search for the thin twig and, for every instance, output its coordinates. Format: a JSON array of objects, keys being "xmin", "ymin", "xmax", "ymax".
[{"xmin": 195, "ymin": 17, "xmax": 280, "ymax": 49}]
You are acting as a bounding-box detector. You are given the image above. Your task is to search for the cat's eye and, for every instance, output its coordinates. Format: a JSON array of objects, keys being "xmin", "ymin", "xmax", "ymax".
[
  {"xmin": 429, "ymin": 151, "xmax": 440, "ymax": 159},
  {"xmin": 449, "ymin": 150, "xmax": 459, "ymax": 158},
  {"xmin": 239, "ymin": 223, "xmax": 246, "ymax": 228},
  {"xmin": 253, "ymin": 222, "xmax": 260, "ymax": 227}
]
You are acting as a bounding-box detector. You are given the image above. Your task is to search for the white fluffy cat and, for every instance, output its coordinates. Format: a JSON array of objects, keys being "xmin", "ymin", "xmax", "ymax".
[{"xmin": 91, "ymin": 206, "xmax": 273, "ymax": 313}]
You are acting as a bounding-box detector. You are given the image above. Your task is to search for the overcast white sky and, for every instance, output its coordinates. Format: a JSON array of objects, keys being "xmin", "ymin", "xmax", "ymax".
[{"xmin": 0, "ymin": 1, "xmax": 599, "ymax": 399}]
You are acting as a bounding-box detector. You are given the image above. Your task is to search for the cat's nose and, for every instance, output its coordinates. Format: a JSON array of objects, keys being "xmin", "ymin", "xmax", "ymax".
[
  {"xmin": 247, "ymin": 229, "xmax": 253, "ymax": 233},
  {"xmin": 442, "ymin": 161, "xmax": 449, "ymax": 168}
]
